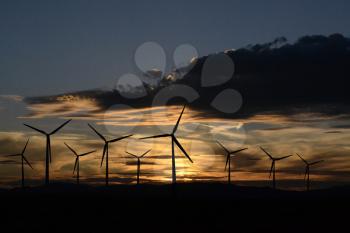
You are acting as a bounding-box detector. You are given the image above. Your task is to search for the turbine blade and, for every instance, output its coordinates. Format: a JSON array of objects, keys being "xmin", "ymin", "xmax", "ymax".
[
  {"xmin": 216, "ymin": 141, "xmax": 230, "ymax": 154},
  {"xmin": 140, "ymin": 149, "xmax": 151, "ymax": 158},
  {"xmin": 80, "ymin": 150, "xmax": 96, "ymax": 157},
  {"xmin": 64, "ymin": 142, "xmax": 78, "ymax": 156},
  {"xmin": 172, "ymin": 105, "xmax": 186, "ymax": 134},
  {"xmin": 140, "ymin": 134, "xmax": 170, "ymax": 139},
  {"xmin": 304, "ymin": 166, "xmax": 308, "ymax": 180},
  {"xmin": 22, "ymin": 138, "xmax": 30, "ymax": 154},
  {"xmin": 310, "ymin": 160, "xmax": 324, "ymax": 166},
  {"xmin": 173, "ymin": 137, "xmax": 193, "ymax": 163},
  {"xmin": 23, "ymin": 124, "xmax": 47, "ymax": 135},
  {"xmin": 100, "ymin": 144, "xmax": 107, "ymax": 167},
  {"xmin": 88, "ymin": 123, "xmax": 106, "ymax": 142},
  {"xmin": 45, "ymin": 138, "xmax": 49, "ymax": 164},
  {"xmin": 296, "ymin": 153, "xmax": 308, "ymax": 164},
  {"xmin": 269, "ymin": 161, "xmax": 274, "ymax": 178},
  {"xmin": 260, "ymin": 147, "xmax": 273, "ymax": 159},
  {"xmin": 23, "ymin": 155, "xmax": 33, "ymax": 169},
  {"xmin": 126, "ymin": 151, "xmax": 138, "ymax": 158},
  {"xmin": 230, "ymin": 148, "xmax": 248, "ymax": 155},
  {"xmin": 109, "ymin": 134, "xmax": 133, "ymax": 143},
  {"xmin": 224, "ymin": 155, "xmax": 230, "ymax": 171},
  {"xmin": 50, "ymin": 119, "xmax": 72, "ymax": 135},
  {"xmin": 73, "ymin": 158, "xmax": 78, "ymax": 174},
  {"xmin": 276, "ymin": 155, "xmax": 293, "ymax": 161},
  {"xmin": 48, "ymin": 137, "xmax": 52, "ymax": 164}
]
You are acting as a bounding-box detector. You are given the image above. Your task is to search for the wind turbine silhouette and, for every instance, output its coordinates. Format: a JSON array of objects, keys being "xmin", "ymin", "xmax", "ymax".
[
  {"xmin": 4, "ymin": 138, "xmax": 33, "ymax": 188},
  {"xmin": 23, "ymin": 119, "xmax": 71, "ymax": 185},
  {"xmin": 260, "ymin": 147, "xmax": 293, "ymax": 189},
  {"xmin": 64, "ymin": 142, "xmax": 95, "ymax": 185},
  {"xmin": 88, "ymin": 123, "xmax": 133, "ymax": 186},
  {"xmin": 140, "ymin": 105, "xmax": 193, "ymax": 184},
  {"xmin": 216, "ymin": 141, "xmax": 247, "ymax": 184},
  {"xmin": 297, "ymin": 153, "xmax": 324, "ymax": 191},
  {"xmin": 126, "ymin": 149, "xmax": 151, "ymax": 185}
]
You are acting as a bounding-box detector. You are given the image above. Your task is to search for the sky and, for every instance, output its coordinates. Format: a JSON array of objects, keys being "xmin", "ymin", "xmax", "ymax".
[
  {"xmin": 1, "ymin": 105, "xmax": 349, "ymax": 190},
  {"xmin": 1, "ymin": 1, "xmax": 350, "ymax": 189},
  {"xmin": 1, "ymin": 0, "xmax": 350, "ymax": 96}
]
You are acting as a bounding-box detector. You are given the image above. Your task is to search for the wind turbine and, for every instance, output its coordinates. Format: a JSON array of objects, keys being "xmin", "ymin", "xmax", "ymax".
[
  {"xmin": 88, "ymin": 123, "xmax": 133, "ymax": 186},
  {"xmin": 3, "ymin": 138, "xmax": 33, "ymax": 188},
  {"xmin": 297, "ymin": 153, "xmax": 324, "ymax": 191},
  {"xmin": 24, "ymin": 119, "xmax": 71, "ymax": 185},
  {"xmin": 216, "ymin": 141, "xmax": 248, "ymax": 184},
  {"xmin": 126, "ymin": 149, "xmax": 151, "ymax": 185},
  {"xmin": 64, "ymin": 142, "xmax": 95, "ymax": 185},
  {"xmin": 260, "ymin": 147, "xmax": 293, "ymax": 189},
  {"xmin": 140, "ymin": 105, "xmax": 193, "ymax": 184}
]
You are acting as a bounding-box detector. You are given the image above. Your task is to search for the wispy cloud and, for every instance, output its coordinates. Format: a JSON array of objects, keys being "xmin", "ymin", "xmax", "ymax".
[
  {"xmin": 1, "ymin": 109, "xmax": 349, "ymax": 189},
  {"xmin": 22, "ymin": 95, "xmax": 101, "ymax": 119},
  {"xmin": 0, "ymin": 95, "xmax": 23, "ymax": 102}
]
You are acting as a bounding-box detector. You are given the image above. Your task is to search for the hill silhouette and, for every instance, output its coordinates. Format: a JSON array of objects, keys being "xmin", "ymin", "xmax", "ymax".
[{"xmin": 1, "ymin": 183, "xmax": 349, "ymax": 233}]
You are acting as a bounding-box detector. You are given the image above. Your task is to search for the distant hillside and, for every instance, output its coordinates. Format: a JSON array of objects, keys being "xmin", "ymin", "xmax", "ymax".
[{"xmin": 1, "ymin": 183, "xmax": 350, "ymax": 233}]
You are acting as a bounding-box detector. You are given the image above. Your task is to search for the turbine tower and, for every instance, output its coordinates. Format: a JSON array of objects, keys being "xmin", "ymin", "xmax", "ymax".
[
  {"xmin": 140, "ymin": 105, "xmax": 193, "ymax": 184},
  {"xmin": 88, "ymin": 123, "xmax": 132, "ymax": 186},
  {"xmin": 260, "ymin": 147, "xmax": 292, "ymax": 189},
  {"xmin": 24, "ymin": 119, "xmax": 71, "ymax": 185},
  {"xmin": 4, "ymin": 138, "xmax": 33, "ymax": 188},
  {"xmin": 216, "ymin": 141, "xmax": 247, "ymax": 184},
  {"xmin": 297, "ymin": 153, "xmax": 324, "ymax": 191},
  {"xmin": 126, "ymin": 149, "xmax": 151, "ymax": 185},
  {"xmin": 64, "ymin": 142, "xmax": 95, "ymax": 185}
]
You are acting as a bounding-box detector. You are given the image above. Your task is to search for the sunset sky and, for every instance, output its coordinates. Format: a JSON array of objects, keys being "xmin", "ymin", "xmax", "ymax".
[
  {"xmin": 1, "ymin": 102, "xmax": 349, "ymax": 189},
  {"xmin": 1, "ymin": 1, "xmax": 350, "ymax": 189}
]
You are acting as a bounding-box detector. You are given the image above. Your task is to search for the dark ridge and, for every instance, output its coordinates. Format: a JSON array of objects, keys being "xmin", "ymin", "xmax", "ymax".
[{"xmin": 1, "ymin": 183, "xmax": 349, "ymax": 233}]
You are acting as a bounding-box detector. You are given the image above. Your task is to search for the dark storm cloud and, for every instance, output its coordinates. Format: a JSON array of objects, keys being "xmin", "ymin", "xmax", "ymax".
[
  {"xmin": 24, "ymin": 34, "xmax": 350, "ymax": 118},
  {"xmin": 178, "ymin": 33, "xmax": 350, "ymax": 117}
]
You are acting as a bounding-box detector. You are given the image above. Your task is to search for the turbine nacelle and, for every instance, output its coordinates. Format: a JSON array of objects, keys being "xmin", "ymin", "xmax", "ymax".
[
  {"xmin": 297, "ymin": 153, "xmax": 324, "ymax": 185},
  {"xmin": 64, "ymin": 142, "xmax": 95, "ymax": 174},
  {"xmin": 88, "ymin": 123, "xmax": 133, "ymax": 186},
  {"xmin": 126, "ymin": 149, "xmax": 151, "ymax": 159},
  {"xmin": 4, "ymin": 138, "xmax": 33, "ymax": 170},
  {"xmin": 139, "ymin": 105, "xmax": 192, "ymax": 183},
  {"xmin": 24, "ymin": 119, "xmax": 72, "ymax": 136},
  {"xmin": 260, "ymin": 147, "xmax": 292, "ymax": 161},
  {"xmin": 88, "ymin": 123, "xmax": 133, "ymax": 167},
  {"xmin": 2, "ymin": 138, "xmax": 34, "ymax": 188},
  {"xmin": 297, "ymin": 153, "xmax": 324, "ymax": 167},
  {"xmin": 217, "ymin": 141, "xmax": 248, "ymax": 171},
  {"xmin": 260, "ymin": 147, "xmax": 293, "ymax": 188}
]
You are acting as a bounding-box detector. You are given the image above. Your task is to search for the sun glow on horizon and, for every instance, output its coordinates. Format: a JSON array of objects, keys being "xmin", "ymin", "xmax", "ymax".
[{"xmin": 0, "ymin": 104, "xmax": 349, "ymax": 189}]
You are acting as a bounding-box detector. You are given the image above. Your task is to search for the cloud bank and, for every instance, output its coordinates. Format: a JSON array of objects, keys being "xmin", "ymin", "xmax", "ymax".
[{"xmin": 21, "ymin": 33, "xmax": 350, "ymax": 119}]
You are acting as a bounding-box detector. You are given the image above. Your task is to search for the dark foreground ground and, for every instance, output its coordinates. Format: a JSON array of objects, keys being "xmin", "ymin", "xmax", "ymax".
[{"xmin": 0, "ymin": 183, "xmax": 349, "ymax": 233}]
